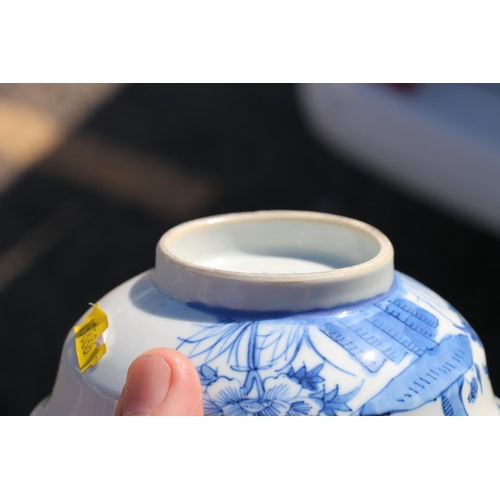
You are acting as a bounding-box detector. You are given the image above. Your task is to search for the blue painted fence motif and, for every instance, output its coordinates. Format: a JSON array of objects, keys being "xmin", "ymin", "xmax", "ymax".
[{"xmin": 177, "ymin": 273, "xmax": 481, "ymax": 416}]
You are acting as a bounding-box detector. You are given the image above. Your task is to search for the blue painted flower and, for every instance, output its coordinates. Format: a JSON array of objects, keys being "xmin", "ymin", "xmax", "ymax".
[
  {"xmin": 205, "ymin": 375, "xmax": 323, "ymax": 416},
  {"xmin": 317, "ymin": 384, "xmax": 362, "ymax": 416},
  {"xmin": 287, "ymin": 364, "xmax": 324, "ymax": 391}
]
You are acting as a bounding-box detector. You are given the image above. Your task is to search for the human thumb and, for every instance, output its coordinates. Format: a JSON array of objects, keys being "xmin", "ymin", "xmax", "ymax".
[{"xmin": 114, "ymin": 348, "xmax": 204, "ymax": 416}]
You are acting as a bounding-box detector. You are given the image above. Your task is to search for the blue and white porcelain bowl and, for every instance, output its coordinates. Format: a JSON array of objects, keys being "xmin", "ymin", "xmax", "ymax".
[{"xmin": 32, "ymin": 211, "xmax": 500, "ymax": 416}]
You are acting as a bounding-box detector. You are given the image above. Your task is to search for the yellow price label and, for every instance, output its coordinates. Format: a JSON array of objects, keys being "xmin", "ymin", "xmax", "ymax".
[{"xmin": 74, "ymin": 303, "xmax": 108, "ymax": 373}]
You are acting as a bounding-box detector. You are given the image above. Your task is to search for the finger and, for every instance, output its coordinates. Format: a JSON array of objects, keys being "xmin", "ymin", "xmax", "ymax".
[{"xmin": 115, "ymin": 348, "xmax": 204, "ymax": 416}]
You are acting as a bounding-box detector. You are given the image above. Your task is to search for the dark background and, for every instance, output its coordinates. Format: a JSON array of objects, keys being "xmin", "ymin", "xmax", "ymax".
[{"xmin": 1, "ymin": 84, "xmax": 499, "ymax": 416}]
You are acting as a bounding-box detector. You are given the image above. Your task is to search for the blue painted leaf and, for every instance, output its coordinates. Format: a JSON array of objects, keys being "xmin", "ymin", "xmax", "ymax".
[
  {"xmin": 323, "ymin": 401, "xmax": 351, "ymax": 415},
  {"xmin": 179, "ymin": 322, "xmax": 253, "ymax": 366},
  {"xmin": 258, "ymin": 324, "xmax": 305, "ymax": 368},
  {"xmin": 324, "ymin": 385, "xmax": 339, "ymax": 403},
  {"xmin": 198, "ymin": 365, "xmax": 219, "ymax": 385},
  {"xmin": 311, "ymin": 389, "xmax": 325, "ymax": 400},
  {"xmin": 468, "ymin": 377, "xmax": 478, "ymax": 404},
  {"xmin": 334, "ymin": 384, "xmax": 362, "ymax": 404},
  {"xmin": 323, "ymin": 406, "xmax": 339, "ymax": 416},
  {"xmin": 322, "ymin": 384, "xmax": 361, "ymax": 415},
  {"xmin": 308, "ymin": 365, "xmax": 323, "ymax": 378},
  {"xmin": 474, "ymin": 363, "xmax": 483, "ymax": 393}
]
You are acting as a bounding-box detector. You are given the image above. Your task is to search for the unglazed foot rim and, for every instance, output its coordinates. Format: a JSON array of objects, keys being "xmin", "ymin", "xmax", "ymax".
[{"xmin": 154, "ymin": 211, "xmax": 394, "ymax": 312}]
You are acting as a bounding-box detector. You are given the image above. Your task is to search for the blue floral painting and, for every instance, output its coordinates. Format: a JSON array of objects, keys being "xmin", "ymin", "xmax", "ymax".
[{"xmin": 177, "ymin": 273, "xmax": 483, "ymax": 416}]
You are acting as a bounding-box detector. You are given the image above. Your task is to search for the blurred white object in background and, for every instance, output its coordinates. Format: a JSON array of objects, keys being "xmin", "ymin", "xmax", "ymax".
[{"xmin": 297, "ymin": 83, "xmax": 500, "ymax": 236}]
